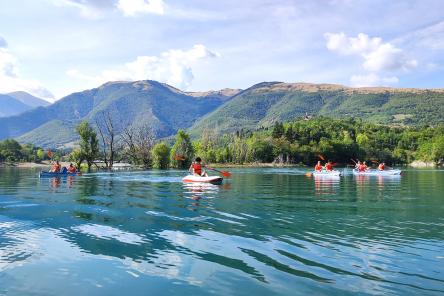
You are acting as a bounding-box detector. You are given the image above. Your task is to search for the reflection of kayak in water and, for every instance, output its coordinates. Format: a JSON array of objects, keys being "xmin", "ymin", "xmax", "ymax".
[
  {"xmin": 39, "ymin": 171, "xmax": 80, "ymax": 178},
  {"xmin": 312, "ymin": 170, "xmax": 341, "ymax": 177},
  {"xmin": 352, "ymin": 169, "xmax": 401, "ymax": 176},
  {"xmin": 182, "ymin": 175, "xmax": 223, "ymax": 184}
]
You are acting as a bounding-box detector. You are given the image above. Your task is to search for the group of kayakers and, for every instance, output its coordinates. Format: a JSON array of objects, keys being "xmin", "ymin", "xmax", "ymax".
[
  {"xmin": 315, "ymin": 160, "xmax": 334, "ymax": 172},
  {"xmin": 315, "ymin": 160, "xmax": 386, "ymax": 172},
  {"xmin": 49, "ymin": 161, "xmax": 77, "ymax": 173},
  {"xmin": 354, "ymin": 160, "xmax": 385, "ymax": 172}
]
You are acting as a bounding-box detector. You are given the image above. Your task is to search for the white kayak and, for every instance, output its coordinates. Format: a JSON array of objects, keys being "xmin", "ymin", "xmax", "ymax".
[
  {"xmin": 312, "ymin": 170, "xmax": 341, "ymax": 177},
  {"xmin": 353, "ymin": 169, "xmax": 402, "ymax": 176},
  {"xmin": 182, "ymin": 175, "xmax": 223, "ymax": 184}
]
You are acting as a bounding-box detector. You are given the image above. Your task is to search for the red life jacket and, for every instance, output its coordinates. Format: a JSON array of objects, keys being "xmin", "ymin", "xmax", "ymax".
[
  {"xmin": 358, "ymin": 164, "xmax": 367, "ymax": 172},
  {"xmin": 52, "ymin": 164, "xmax": 61, "ymax": 172},
  {"xmin": 67, "ymin": 166, "xmax": 76, "ymax": 173},
  {"xmin": 192, "ymin": 163, "xmax": 202, "ymax": 175},
  {"xmin": 378, "ymin": 164, "xmax": 385, "ymax": 171},
  {"xmin": 325, "ymin": 163, "xmax": 333, "ymax": 171},
  {"xmin": 315, "ymin": 164, "xmax": 322, "ymax": 172}
]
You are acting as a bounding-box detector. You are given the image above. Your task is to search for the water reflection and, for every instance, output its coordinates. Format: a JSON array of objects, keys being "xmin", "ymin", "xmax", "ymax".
[
  {"xmin": 313, "ymin": 176, "xmax": 340, "ymax": 196},
  {"xmin": 0, "ymin": 168, "xmax": 443, "ymax": 296}
]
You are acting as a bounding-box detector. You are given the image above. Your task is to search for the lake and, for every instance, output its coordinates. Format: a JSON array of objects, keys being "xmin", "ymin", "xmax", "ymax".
[{"xmin": 0, "ymin": 167, "xmax": 443, "ymax": 295}]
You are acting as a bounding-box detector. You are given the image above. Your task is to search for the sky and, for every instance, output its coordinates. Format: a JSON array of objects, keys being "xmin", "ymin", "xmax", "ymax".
[{"xmin": 0, "ymin": 0, "xmax": 444, "ymax": 101}]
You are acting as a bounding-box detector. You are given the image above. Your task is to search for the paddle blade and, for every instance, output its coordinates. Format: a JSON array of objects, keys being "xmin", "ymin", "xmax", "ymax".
[
  {"xmin": 220, "ymin": 171, "xmax": 232, "ymax": 177},
  {"xmin": 331, "ymin": 162, "xmax": 338, "ymax": 166},
  {"xmin": 174, "ymin": 155, "xmax": 185, "ymax": 161},
  {"xmin": 318, "ymin": 154, "xmax": 325, "ymax": 161},
  {"xmin": 305, "ymin": 172, "xmax": 313, "ymax": 177},
  {"xmin": 47, "ymin": 150, "xmax": 53, "ymax": 158}
]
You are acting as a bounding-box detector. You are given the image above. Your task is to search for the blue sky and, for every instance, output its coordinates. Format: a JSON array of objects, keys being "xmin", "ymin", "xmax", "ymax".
[{"xmin": 0, "ymin": 0, "xmax": 443, "ymax": 101}]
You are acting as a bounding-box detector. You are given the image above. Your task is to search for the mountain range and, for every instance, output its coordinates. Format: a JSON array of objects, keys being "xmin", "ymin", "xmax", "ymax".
[
  {"xmin": 3, "ymin": 80, "xmax": 238, "ymax": 148},
  {"xmin": 0, "ymin": 80, "xmax": 443, "ymax": 148},
  {"xmin": 0, "ymin": 91, "xmax": 50, "ymax": 117}
]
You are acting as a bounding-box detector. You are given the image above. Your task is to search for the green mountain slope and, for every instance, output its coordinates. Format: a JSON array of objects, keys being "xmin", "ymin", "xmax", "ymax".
[
  {"xmin": 190, "ymin": 82, "xmax": 444, "ymax": 136},
  {"xmin": 0, "ymin": 80, "xmax": 236, "ymax": 147},
  {"xmin": 16, "ymin": 120, "xmax": 78, "ymax": 149}
]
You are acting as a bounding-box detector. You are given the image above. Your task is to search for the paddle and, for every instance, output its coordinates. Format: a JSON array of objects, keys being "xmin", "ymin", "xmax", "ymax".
[
  {"xmin": 206, "ymin": 167, "xmax": 232, "ymax": 177},
  {"xmin": 174, "ymin": 155, "xmax": 185, "ymax": 161}
]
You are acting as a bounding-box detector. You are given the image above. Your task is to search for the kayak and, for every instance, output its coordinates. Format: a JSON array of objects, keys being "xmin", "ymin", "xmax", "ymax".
[
  {"xmin": 352, "ymin": 169, "xmax": 401, "ymax": 176},
  {"xmin": 182, "ymin": 175, "xmax": 223, "ymax": 184},
  {"xmin": 39, "ymin": 171, "xmax": 79, "ymax": 178},
  {"xmin": 313, "ymin": 170, "xmax": 341, "ymax": 177}
]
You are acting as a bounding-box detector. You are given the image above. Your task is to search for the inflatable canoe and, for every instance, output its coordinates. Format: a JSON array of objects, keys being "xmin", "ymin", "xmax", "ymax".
[
  {"xmin": 39, "ymin": 171, "xmax": 79, "ymax": 178},
  {"xmin": 182, "ymin": 175, "xmax": 223, "ymax": 184},
  {"xmin": 312, "ymin": 170, "xmax": 341, "ymax": 177},
  {"xmin": 352, "ymin": 169, "xmax": 401, "ymax": 176}
]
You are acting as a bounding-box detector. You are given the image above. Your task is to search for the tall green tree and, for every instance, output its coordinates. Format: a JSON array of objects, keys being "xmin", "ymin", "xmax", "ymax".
[
  {"xmin": 170, "ymin": 130, "xmax": 194, "ymax": 168},
  {"xmin": 76, "ymin": 121, "xmax": 99, "ymax": 171},
  {"xmin": 152, "ymin": 142, "xmax": 170, "ymax": 169}
]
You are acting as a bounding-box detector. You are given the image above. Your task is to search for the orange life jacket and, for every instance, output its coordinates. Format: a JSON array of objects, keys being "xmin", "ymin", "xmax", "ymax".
[
  {"xmin": 192, "ymin": 163, "xmax": 202, "ymax": 175},
  {"xmin": 378, "ymin": 164, "xmax": 385, "ymax": 171},
  {"xmin": 67, "ymin": 166, "xmax": 76, "ymax": 173},
  {"xmin": 358, "ymin": 164, "xmax": 367, "ymax": 172},
  {"xmin": 52, "ymin": 164, "xmax": 61, "ymax": 172},
  {"xmin": 315, "ymin": 164, "xmax": 322, "ymax": 171}
]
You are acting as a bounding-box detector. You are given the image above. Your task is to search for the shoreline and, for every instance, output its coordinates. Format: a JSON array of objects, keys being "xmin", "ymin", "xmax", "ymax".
[{"xmin": 0, "ymin": 161, "xmax": 441, "ymax": 169}]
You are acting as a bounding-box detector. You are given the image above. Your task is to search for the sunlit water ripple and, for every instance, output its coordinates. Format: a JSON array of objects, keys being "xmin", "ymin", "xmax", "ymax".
[{"xmin": 0, "ymin": 167, "xmax": 443, "ymax": 295}]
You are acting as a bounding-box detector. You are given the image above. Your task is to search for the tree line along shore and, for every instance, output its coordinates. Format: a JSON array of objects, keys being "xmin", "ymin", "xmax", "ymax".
[{"xmin": 1, "ymin": 117, "xmax": 443, "ymax": 170}]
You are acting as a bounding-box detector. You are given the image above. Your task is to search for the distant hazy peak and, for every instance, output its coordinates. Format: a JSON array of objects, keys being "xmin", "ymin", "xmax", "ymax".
[{"xmin": 6, "ymin": 91, "xmax": 51, "ymax": 107}]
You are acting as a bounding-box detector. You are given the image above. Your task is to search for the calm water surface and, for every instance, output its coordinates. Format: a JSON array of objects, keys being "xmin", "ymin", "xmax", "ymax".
[{"xmin": 0, "ymin": 167, "xmax": 443, "ymax": 295}]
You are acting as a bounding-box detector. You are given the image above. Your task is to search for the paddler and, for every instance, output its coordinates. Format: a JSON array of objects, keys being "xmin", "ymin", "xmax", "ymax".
[
  {"xmin": 378, "ymin": 162, "xmax": 385, "ymax": 171},
  {"xmin": 324, "ymin": 160, "xmax": 333, "ymax": 172},
  {"xmin": 315, "ymin": 161, "xmax": 323, "ymax": 172},
  {"xmin": 358, "ymin": 161, "xmax": 368, "ymax": 172},
  {"xmin": 50, "ymin": 160, "xmax": 61, "ymax": 173},
  {"xmin": 67, "ymin": 163, "xmax": 77, "ymax": 173},
  {"xmin": 189, "ymin": 157, "xmax": 208, "ymax": 177}
]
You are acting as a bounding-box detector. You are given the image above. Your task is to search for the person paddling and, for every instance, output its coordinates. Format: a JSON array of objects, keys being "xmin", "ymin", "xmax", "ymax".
[
  {"xmin": 67, "ymin": 163, "xmax": 77, "ymax": 173},
  {"xmin": 189, "ymin": 157, "xmax": 208, "ymax": 177},
  {"xmin": 50, "ymin": 161, "xmax": 61, "ymax": 173},
  {"xmin": 315, "ymin": 161, "xmax": 323, "ymax": 172},
  {"xmin": 324, "ymin": 160, "xmax": 333, "ymax": 172},
  {"xmin": 378, "ymin": 162, "xmax": 385, "ymax": 171},
  {"xmin": 358, "ymin": 161, "xmax": 368, "ymax": 172}
]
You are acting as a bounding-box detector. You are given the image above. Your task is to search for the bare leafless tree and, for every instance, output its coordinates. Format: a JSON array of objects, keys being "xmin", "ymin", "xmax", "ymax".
[
  {"xmin": 120, "ymin": 123, "xmax": 155, "ymax": 168},
  {"xmin": 96, "ymin": 111, "xmax": 120, "ymax": 170}
]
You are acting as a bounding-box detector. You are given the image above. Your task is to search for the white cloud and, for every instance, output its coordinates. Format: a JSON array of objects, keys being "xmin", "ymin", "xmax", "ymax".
[
  {"xmin": 325, "ymin": 32, "xmax": 417, "ymax": 72},
  {"xmin": 51, "ymin": 0, "xmax": 165, "ymax": 18},
  {"xmin": 395, "ymin": 20, "xmax": 444, "ymax": 50},
  {"xmin": 51, "ymin": 0, "xmax": 106, "ymax": 19},
  {"xmin": 67, "ymin": 44, "xmax": 218, "ymax": 90},
  {"xmin": 116, "ymin": 0, "xmax": 165, "ymax": 16},
  {"xmin": 0, "ymin": 40, "xmax": 53, "ymax": 100},
  {"xmin": 350, "ymin": 73, "xmax": 399, "ymax": 87}
]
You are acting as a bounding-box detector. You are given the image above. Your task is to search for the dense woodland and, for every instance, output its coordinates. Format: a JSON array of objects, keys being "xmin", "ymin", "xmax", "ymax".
[{"xmin": 1, "ymin": 117, "xmax": 443, "ymax": 168}]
